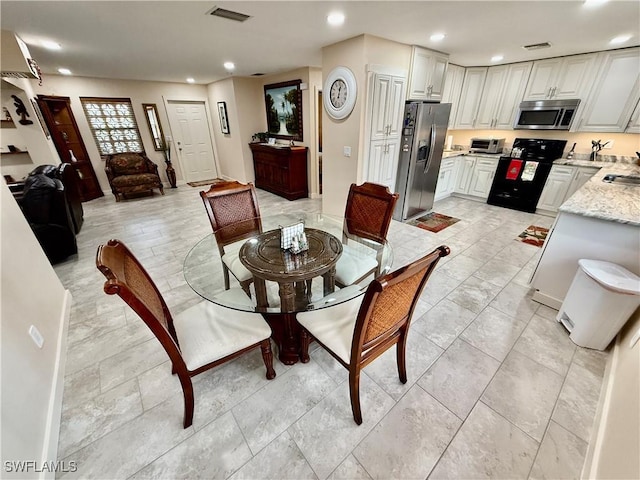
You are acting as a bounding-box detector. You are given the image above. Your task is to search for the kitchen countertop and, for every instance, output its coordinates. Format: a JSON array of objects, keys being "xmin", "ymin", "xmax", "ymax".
[
  {"xmin": 559, "ymin": 162, "xmax": 640, "ymax": 226},
  {"xmin": 442, "ymin": 150, "xmax": 503, "ymax": 159}
]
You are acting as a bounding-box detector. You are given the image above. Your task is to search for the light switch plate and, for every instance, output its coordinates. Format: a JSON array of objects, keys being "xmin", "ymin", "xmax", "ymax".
[
  {"xmin": 29, "ymin": 325, "xmax": 44, "ymax": 349},
  {"xmin": 343, "ymin": 146, "xmax": 351, "ymax": 157}
]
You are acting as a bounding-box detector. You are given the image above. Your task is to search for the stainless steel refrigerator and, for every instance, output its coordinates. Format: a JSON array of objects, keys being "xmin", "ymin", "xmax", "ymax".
[{"xmin": 393, "ymin": 101, "xmax": 451, "ymax": 222}]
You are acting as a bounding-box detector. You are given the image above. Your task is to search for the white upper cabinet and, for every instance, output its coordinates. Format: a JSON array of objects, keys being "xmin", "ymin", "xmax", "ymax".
[
  {"xmin": 407, "ymin": 46, "xmax": 449, "ymax": 101},
  {"xmin": 370, "ymin": 74, "xmax": 407, "ymax": 141},
  {"xmin": 453, "ymin": 67, "xmax": 487, "ymax": 129},
  {"xmin": 441, "ymin": 64, "xmax": 465, "ymax": 128},
  {"xmin": 577, "ymin": 48, "xmax": 640, "ymax": 133},
  {"xmin": 523, "ymin": 53, "xmax": 598, "ymax": 101},
  {"xmin": 627, "ymin": 100, "xmax": 640, "ymax": 134}
]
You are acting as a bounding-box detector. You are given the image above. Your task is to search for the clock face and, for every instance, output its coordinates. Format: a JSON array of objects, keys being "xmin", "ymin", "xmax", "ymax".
[
  {"xmin": 330, "ymin": 79, "xmax": 348, "ymax": 108},
  {"xmin": 323, "ymin": 67, "xmax": 357, "ymax": 120}
]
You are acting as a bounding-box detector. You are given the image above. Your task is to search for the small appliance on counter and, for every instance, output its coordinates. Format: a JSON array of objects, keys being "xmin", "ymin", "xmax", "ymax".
[
  {"xmin": 469, "ymin": 137, "xmax": 505, "ymax": 154},
  {"xmin": 487, "ymin": 138, "xmax": 567, "ymax": 213}
]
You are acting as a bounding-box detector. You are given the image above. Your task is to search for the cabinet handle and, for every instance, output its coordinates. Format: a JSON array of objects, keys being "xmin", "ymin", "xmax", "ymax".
[
  {"xmin": 547, "ymin": 87, "xmax": 553, "ymax": 98},
  {"xmin": 552, "ymin": 86, "xmax": 557, "ymax": 98}
]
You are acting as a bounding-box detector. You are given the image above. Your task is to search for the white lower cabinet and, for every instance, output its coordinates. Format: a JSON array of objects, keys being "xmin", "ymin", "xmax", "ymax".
[
  {"xmin": 434, "ymin": 157, "xmax": 457, "ymax": 201},
  {"xmin": 449, "ymin": 155, "xmax": 499, "ymax": 200},
  {"xmin": 536, "ymin": 165, "xmax": 597, "ymax": 213}
]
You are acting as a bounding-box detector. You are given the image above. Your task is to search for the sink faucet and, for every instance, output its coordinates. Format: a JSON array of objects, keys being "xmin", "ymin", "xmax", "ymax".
[{"xmin": 590, "ymin": 140, "xmax": 609, "ymax": 161}]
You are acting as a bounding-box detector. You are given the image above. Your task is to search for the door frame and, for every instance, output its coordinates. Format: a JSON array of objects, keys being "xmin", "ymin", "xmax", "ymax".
[{"xmin": 163, "ymin": 97, "xmax": 220, "ymax": 184}]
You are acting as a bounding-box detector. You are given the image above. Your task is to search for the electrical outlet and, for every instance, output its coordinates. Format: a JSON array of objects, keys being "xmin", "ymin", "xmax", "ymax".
[
  {"xmin": 603, "ymin": 140, "xmax": 613, "ymax": 149},
  {"xmin": 29, "ymin": 325, "xmax": 44, "ymax": 348},
  {"xmin": 343, "ymin": 146, "xmax": 351, "ymax": 157}
]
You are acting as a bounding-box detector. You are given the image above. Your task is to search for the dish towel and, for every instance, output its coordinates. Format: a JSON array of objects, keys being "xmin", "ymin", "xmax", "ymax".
[
  {"xmin": 506, "ymin": 159, "xmax": 523, "ymax": 180},
  {"xmin": 521, "ymin": 161, "xmax": 539, "ymax": 181}
]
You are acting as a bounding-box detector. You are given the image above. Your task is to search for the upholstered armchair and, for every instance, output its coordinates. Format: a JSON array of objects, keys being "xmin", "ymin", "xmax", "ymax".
[{"xmin": 104, "ymin": 152, "xmax": 164, "ymax": 201}]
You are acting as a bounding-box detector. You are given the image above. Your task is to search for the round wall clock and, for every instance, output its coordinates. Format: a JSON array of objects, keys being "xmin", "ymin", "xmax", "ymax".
[{"xmin": 324, "ymin": 66, "xmax": 357, "ymax": 120}]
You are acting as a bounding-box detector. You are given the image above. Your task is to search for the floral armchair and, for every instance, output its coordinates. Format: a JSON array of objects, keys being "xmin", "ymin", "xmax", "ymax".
[{"xmin": 104, "ymin": 152, "xmax": 164, "ymax": 202}]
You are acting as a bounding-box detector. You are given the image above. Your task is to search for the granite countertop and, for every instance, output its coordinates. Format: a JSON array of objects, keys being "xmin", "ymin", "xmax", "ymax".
[
  {"xmin": 559, "ymin": 162, "xmax": 640, "ymax": 226},
  {"xmin": 442, "ymin": 150, "xmax": 503, "ymax": 159}
]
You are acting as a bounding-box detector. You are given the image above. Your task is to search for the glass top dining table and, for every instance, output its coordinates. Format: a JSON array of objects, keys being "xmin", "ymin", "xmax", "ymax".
[{"xmin": 183, "ymin": 212, "xmax": 394, "ymax": 315}]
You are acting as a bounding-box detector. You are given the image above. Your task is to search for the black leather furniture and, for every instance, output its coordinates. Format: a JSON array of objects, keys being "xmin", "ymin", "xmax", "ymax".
[{"xmin": 21, "ymin": 174, "xmax": 78, "ymax": 264}]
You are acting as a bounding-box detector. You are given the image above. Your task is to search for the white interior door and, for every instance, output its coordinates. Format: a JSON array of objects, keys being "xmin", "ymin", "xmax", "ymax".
[{"xmin": 166, "ymin": 101, "xmax": 218, "ymax": 182}]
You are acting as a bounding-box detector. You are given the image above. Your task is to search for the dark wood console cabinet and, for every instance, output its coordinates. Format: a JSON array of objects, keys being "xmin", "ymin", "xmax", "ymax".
[{"xmin": 249, "ymin": 143, "xmax": 308, "ymax": 200}]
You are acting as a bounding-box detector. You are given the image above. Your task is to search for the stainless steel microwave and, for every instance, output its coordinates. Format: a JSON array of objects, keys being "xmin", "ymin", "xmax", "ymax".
[
  {"xmin": 470, "ymin": 137, "xmax": 505, "ymax": 154},
  {"xmin": 514, "ymin": 99, "xmax": 580, "ymax": 130}
]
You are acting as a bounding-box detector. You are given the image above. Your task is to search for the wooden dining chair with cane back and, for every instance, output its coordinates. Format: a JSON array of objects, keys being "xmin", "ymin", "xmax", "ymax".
[
  {"xmin": 298, "ymin": 245, "xmax": 450, "ymax": 424},
  {"xmin": 96, "ymin": 239, "xmax": 275, "ymax": 429},
  {"xmin": 334, "ymin": 182, "xmax": 399, "ymax": 288},
  {"xmin": 200, "ymin": 182, "xmax": 262, "ymax": 297}
]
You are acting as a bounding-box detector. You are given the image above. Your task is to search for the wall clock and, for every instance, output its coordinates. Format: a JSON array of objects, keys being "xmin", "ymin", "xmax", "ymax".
[{"xmin": 323, "ymin": 66, "xmax": 357, "ymax": 120}]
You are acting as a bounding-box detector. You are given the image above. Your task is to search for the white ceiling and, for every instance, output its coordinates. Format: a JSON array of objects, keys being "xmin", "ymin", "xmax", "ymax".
[{"xmin": 1, "ymin": 1, "xmax": 639, "ymax": 84}]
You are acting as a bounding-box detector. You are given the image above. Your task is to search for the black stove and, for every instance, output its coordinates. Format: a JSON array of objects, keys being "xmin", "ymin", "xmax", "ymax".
[{"xmin": 487, "ymin": 138, "xmax": 567, "ymax": 213}]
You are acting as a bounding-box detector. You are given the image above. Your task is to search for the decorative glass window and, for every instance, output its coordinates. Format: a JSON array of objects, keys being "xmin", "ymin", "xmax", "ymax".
[{"xmin": 80, "ymin": 97, "xmax": 143, "ymax": 155}]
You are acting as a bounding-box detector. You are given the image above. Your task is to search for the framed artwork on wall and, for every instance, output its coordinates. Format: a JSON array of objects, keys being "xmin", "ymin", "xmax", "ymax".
[
  {"xmin": 263, "ymin": 79, "xmax": 302, "ymax": 141},
  {"xmin": 217, "ymin": 101, "xmax": 230, "ymax": 134}
]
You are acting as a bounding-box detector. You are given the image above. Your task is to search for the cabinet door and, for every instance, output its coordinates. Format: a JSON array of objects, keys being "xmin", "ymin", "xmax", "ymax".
[
  {"xmin": 494, "ymin": 62, "xmax": 533, "ymax": 129},
  {"xmin": 442, "ymin": 64, "xmax": 465, "ymax": 129},
  {"xmin": 468, "ymin": 158, "xmax": 498, "ymax": 198},
  {"xmin": 428, "ymin": 53, "xmax": 449, "ymax": 101},
  {"xmin": 554, "ymin": 53, "xmax": 598, "ymax": 99},
  {"xmin": 434, "ymin": 158, "xmax": 456, "ymax": 201},
  {"xmin": 626, "ymin": 100, "xmax": 640, "ymax": 133},
  {"xmin": 367, "ymin": 139, "xmax": 398, "ymax": 192},
  {"xmin": 536, "ymin": 165, "xmax": 575, "ymax": 212},
  {"xmin": 475, "ymin": 65, "xmax": 508, "ymax": 129},
  {"xmin": 370, "ymin": 75, "xmax": 393, "ymax": 140},
  {"xmin": 578, "ymin": 48, "xmax": 640, "ymax": 132},
  {"xmin": 524, "ymin": 58, "xmax": 562, "ymax": 100},
  {"xmin": 453, "ymin": 68, "xmax": 487, "ymax": 129},
  {"xmin": 564, "ymin": 167, "xmax": 596, "ymax": 201},
  {"xmin": 407, "ymin": 48, "xmax": 432, "ymax": 100},
  {"xmin": 387, "ymin": 76, "xmax": 407, "ymax": 137},
  {"xmin": 454, "ymin": 156, "xmax": 476, "ymax": 193}
]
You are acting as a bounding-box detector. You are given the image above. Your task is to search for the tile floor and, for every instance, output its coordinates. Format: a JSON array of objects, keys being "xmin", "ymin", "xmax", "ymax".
[{"xmin": 53, "ymin": 185, "xmax": 608, "ymax": 479}]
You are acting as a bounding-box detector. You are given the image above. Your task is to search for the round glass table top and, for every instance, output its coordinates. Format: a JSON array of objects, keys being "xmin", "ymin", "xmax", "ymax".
[{"xmin": 183, "ymin": 212, "xmax": 393, "ymax": 313}]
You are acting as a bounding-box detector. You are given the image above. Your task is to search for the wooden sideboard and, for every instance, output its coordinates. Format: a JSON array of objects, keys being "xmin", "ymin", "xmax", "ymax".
[{"xmin": 249, "ymin": 143, "xmax": 308, "ymax": 200}]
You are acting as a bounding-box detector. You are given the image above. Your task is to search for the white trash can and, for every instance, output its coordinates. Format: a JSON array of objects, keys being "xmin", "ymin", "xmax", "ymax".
[{"xmin": 557, "ymin": 259, "xmax": 640, "ymax": 350}]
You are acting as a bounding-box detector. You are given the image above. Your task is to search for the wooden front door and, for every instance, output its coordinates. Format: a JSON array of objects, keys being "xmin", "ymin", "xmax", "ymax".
[{"xmin": 36, "ymin": 95, "xmax": 103, "ymax": 201}]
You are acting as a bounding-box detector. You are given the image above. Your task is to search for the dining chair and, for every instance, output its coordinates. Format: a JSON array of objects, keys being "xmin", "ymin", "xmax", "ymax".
[
  {"xmin": 200, "ymin": 181, "xmax": 262, "ymax": 297},
  {"xmin": 96, "ymin": 239, "xmax": 276, "ymax": 429},
  {"xmin": 298, "ymin": 245, "xmax": 450, "ymax": 424},
  {"xmin": 335, "ymin": 182, "xmax": 399, "ymax": 287}
]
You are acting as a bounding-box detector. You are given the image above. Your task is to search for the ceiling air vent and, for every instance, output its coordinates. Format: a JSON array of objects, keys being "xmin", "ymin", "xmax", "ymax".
[
  {"xmin": 251, "ymin": 73, "xmax": 265, "ymax": 77},
  {"xmin": 523, "ymin": 42, "xmax": 552, "ymax": 51},
  {"xmin": 207, "ymin": 7, "xmax": 251, "ymax": 22}
]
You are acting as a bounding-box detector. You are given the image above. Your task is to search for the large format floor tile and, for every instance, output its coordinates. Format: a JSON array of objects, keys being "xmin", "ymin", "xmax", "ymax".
[{"xmin": 52, "ymin": 188, "xmax": 608, "ymax": 479}]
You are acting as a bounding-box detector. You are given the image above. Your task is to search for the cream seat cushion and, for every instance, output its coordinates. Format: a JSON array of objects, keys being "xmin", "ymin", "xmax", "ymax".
[
  {"xmin": 174, "ymin": 300, "xmax": 271, "ymax": 371},
  {"xmin": 221, "ymin": 242, "xmax": 253, "ymax": 282},
  {"xmin": 334, "ymin": 244, "xmax": 379, "ymax": 285},
  {"xmin": 297, "ymin": 292, "xmax": 365, "ymax": 364}
]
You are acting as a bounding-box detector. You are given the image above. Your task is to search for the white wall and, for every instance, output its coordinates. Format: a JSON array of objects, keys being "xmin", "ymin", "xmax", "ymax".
[{"xmin": 1, "ymin": 183, "xmax": 71, "ymax": 479}]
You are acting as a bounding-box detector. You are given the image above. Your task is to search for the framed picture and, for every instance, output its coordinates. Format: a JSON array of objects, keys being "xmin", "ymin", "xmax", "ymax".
[
  {"xmin": 217, "ymin": 101, "xmax": 230, "ymax": 134},
  {"xmin": 30, "ymin": 98, "xmax": 50, "ymax": 139},
  {"xmin": 263, "ymin": 79, "xmax": 303, "ymax": 141}
]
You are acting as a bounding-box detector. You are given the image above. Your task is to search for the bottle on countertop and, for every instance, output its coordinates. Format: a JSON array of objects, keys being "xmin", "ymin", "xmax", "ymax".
[{"xmin": 567, "ymin": 143, "xmax": 576, "ymax": 159}]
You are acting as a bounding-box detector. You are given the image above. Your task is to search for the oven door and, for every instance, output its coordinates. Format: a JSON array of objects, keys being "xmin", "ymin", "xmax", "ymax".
[{"xmin": 487, "ymin": 157, "xmax": 553, "ymax": 213}]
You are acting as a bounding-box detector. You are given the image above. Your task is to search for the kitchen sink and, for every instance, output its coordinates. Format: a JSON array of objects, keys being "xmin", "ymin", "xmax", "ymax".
[{"xmin": 602, "ymin": 174, "xmax": 640, "ymax": 186}]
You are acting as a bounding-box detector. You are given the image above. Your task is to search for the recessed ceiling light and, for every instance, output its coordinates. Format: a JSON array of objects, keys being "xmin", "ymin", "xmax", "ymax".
[
  {"xmin": 430, "ymin": 33, "xmax": 445, "ymax": 42},
  {"xmin": 223, "ymin": 62, "xmax": 235, "ymax": 70},
  {"xmin": 327, "ymin": 12, "xmax": 345, "ymax": 26},
  {"xmin": 583, "ymin": 0, "xmax": 608, "ymax": 8},
  {"xmin": 42, "ymin": 40, "xmax": 61, "ymax": 50},
  {"xmin": 610, "ymin": 35, "xmax": 631, "ymax": 44},
  {"xmin": 58, "ymin": 68, "xmax": 72, "ymax": 75},
  {"xmin": 491, "ymin": 55, "xmax": 504, "ymax": 62},
  {"xmin": 186, "ymin": 77, "xmax": 195, "ymax": 83}
]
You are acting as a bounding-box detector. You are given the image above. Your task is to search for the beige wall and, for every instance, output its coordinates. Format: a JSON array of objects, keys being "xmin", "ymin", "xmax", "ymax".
[
  {"xmin": 1, "ymin": 183, "xmax": 71, "ymax": 477},
  {"xmin": 29, "ymin": 75, "xmax": 210, "ymax": 192},
  {"xmin": 447, "ymin": 129, "xmax": 640, "ymax": 157},
  {"xmin": 583, "ymin": 306, "xmax": 640, "ymax": 480}
]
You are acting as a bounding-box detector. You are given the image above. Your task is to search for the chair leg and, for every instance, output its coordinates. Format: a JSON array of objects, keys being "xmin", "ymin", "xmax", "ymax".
[
  {"xmin": 159, "ymin": 184, "xmax": 165, "ymax": 195},
  {"xmin": 177, "ymin": 373, "xmax": 195, "ymax": 429},
  {"xmin": 300, "ymin": 329, "xmax": 311, "ymax": 363},
  {"xmin": 240, "ymin": 280, "xmax": 252, "ymax": 298},
  {"xmin": 222, "ymin": 265, "xmax": 230, "ymax": 290},
  {"xmin": 260, "ymin": 339, "xmax": 276, "ymax": 379},
  {"xmin": 349, "ymin": 368, "xmax": 363, "ymax": 425},
  {"xmin": 397, "ymin": 330, "xmax": 408, "ymax": 384}
]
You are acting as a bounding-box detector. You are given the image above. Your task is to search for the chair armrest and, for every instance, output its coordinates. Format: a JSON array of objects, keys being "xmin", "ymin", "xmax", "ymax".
[{"xmin": 144, "ymin": 158, "xmax": 160, "ymax": 175}]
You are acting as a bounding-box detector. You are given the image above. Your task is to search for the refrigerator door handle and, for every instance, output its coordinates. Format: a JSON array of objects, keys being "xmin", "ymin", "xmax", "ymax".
[{"xmin": 423, "ymin": 123, "xmax": 436, "ymax": 174}]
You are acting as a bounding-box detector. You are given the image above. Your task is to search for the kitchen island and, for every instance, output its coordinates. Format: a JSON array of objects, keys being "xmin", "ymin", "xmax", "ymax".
[{"xmin": 531, "ymin": 161, "xmax": 640, "ymax": 309}]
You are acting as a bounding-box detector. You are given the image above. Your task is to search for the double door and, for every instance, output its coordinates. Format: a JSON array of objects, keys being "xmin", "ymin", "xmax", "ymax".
[{"xmin": 36, "ymin": 95, "xmax": 103, "ymax": 201}]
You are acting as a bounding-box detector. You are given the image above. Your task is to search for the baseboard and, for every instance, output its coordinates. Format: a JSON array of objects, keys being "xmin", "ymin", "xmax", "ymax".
[
  {"xmin": 531, "ymin": 290, "xmax": 563, "ymax": 310},
  {"xmin": 40, "ymin": 288, "xmax": 72, "ymax": 479}
]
